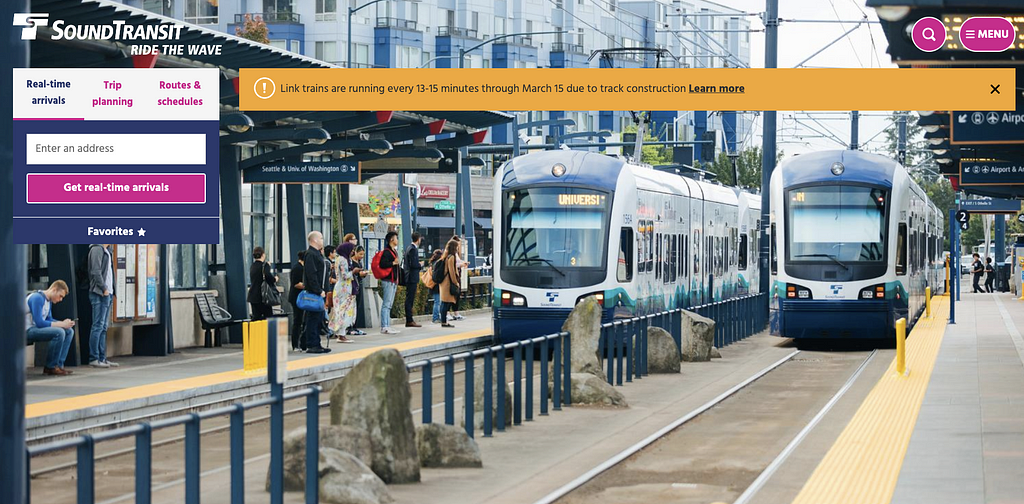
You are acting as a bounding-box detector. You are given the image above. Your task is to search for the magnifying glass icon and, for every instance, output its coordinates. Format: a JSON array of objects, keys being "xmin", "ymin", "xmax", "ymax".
[{"xmin": 922, "ymin": 27, "xmax": 936, "ymax": 41}]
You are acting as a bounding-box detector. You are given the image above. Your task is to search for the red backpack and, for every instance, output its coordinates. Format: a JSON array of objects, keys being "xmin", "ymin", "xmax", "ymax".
[{"xmin": 370, "ymin": 249, "xmax": 392, "ymax": 280}]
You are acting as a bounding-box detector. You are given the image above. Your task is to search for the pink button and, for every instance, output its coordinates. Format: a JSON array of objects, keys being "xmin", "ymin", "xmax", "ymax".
[
  {"xmin": 27, "ymin": 173, "xmax": 207, "ymax": 204},
  {"xmin": 911, "ymin": 17, "xmax": 947, "ymax": 53},
  {"xmin": 959, "ymin": 17, "xmax": 1016, "ymax": 52}
]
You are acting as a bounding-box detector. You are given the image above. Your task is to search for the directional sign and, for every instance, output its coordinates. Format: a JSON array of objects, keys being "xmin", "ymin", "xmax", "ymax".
[
  {"xmin": 960, "ymin": 197, "xmax": 1022, "ymax": 214},
  {"xmin": 960, "ymin": 161, "xmax": 1024, "ymax": 186},
  {"xmin": 955, "ymin": 210, "xmax": 969, "ymax": 224},
  {"xmin": 950, "ymin": 103, "xmax": 1024, "ymax": 145},
  {"xmin": 243, "ymin": 160, "xmax": 360, "ymax": 184},
  {"xmin": 1018, "ymin": 213, "xmax": 1024, "ymax": 224}
]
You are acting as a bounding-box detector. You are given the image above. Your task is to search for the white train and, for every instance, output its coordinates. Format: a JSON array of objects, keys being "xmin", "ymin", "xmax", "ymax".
[
  {"xmin": 768, "ymin": 150, "xmax": 946, "ymax": 339},
  {"xmin": 492, "ymin": 150, "xmax": 761, "ymax": 344}
]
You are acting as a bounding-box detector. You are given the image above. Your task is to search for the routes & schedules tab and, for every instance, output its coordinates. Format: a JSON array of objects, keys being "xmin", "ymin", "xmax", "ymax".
[
  {"xmin": 12, "ymin": 68, "xmax": 220, "ymax": 244},
  {"xmin": 240, "ymin": 68, "xmax": 1015, "ymax": 112}
]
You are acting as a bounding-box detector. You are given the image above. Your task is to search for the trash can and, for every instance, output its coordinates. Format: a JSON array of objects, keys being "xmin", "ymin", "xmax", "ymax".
[{"xmin": 997, "ymin": 264, "xmax": 1011, "ymax": 292}]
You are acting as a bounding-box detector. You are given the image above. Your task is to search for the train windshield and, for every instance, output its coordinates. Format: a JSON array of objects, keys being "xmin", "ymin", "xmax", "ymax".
[
  {"xmin": 786, "ymin": 185, "xmax": 887, "ymax": 263},
  {"xmin": 501, "ymin": 187, "xmax": 610, "ymax": 287}
]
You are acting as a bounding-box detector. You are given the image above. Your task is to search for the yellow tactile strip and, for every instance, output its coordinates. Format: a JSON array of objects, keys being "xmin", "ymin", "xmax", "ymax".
[
  {"xmin": 26, "ymin": 329, "xmax": 490, "ymax": 419},
  {"xmin": 792, "ymin": 296, "xmax": 948, "ymax": 504}
]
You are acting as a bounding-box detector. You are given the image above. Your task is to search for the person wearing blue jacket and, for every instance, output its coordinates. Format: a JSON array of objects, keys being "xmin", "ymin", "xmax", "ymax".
[{"xmin": 25, "ymin": 280, "xmax": 75, "ymax": 376}]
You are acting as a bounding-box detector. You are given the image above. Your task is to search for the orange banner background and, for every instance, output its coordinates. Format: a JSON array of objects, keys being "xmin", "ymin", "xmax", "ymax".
[{"xmin": 239, "ymin": 68, "xmax": 1014, "ymax": 112}]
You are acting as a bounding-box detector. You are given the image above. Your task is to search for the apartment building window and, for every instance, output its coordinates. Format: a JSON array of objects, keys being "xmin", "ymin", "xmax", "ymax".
[
  {"xmin": 472, "ymin": 12, "xmax": 479, "ymax": 32},
  {"xmin": 354, "ymin": 44, "xmax": 370, "ymax": 66},
  {"xmin": 526, "ymin": 20, "xmax": 533, "ymax": 35},
  {"xmin": 554, "ymin": 0, "xmax": 562, "ymax": 8},
  {"xmin": 495, "ymin": 17, "xmax": 506, "ymax": 36},
  {"xmin": 316, "ymin": 0, "xmax": 337, "ymax": 21},
  {"xmin": 421, "ymin": 51, "xmax": 430, "ymax": 67},
  {"xmin": 445, "ymin": 9, "xmax": 455, "ymax": 29},
  {"xmin": 315, "ymin": 41, "xmax": 337, "ymax": 63},
  {"xmin": 142, "ymin": 0, "xmax": 173, "ymax": 16},
  {"xmin": 483, "ymin": 59, "xmax": 490, "ymax": 68},
  {"xmin": 290, "ymin": 40, "xmax": 300, "ymax": 53},
  {"xmin": 609, "ymin": 0, "xmax": 617, "ymax": 12},
  {"xmin": 577, "ymin": 28, "xmax": 584, "ymax": 47},
  {"xmin": 184, "ymin": 0, "xmax": 217, "ymax": 24},
  {"xmin": 409, "ymin": 2, "xmax": 418, "ymax": 24},
  {"xmin": 396, "ymin": 46, "xmax": 422, "ymax": 68},
  {"xmin": 269, "ymin": 40, "xmax": 287, "ymax": 50}
]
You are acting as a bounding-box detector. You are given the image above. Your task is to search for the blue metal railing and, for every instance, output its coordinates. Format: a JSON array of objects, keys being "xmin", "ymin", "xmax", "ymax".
[
  {"xmin": 688, "ymin": 293, "xmax": 768, "ymax": 350},
  {"xmin": 407, "ymin": 331, "xmax": 572, "ymax": 438},
  {"xmin": 27, "ymin": 386, "xmax": 322, "ymax": 504}
]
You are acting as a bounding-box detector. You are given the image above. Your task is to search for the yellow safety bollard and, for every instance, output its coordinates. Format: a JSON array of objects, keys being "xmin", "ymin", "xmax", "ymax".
[
  {"xmin": 243, "ymin": 321, "xmax": 251, "ymax": 371},
  {"xmin": 925, "ymin": 287, "xmax": 931, "ymax": 318},
  {"xmin": 895, "ymin": 317, "xmax": 908, "ymax": 377},
  {"xmin": 243, "ymin": 320, "xmax": 269, "ymax": 373}
]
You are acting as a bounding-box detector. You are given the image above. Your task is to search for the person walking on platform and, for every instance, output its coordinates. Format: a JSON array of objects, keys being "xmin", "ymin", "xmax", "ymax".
[
  {"xmin": 439, "ymin": 239, "xmax": 462, "ymax": 328},
  {"xmin": 985, "ymin": 257, "xmax": 996, "ymax": 293},
  {"xmin": 426, "ymin": 249, "xmax": 443, "ymax": 323},
  {"xmin": 247, "ymin": 246, "xmax": 278, "ymax": 321},
  {"xmin": 302, "ymin": 231, "xmax": 332, "ymax": 354},
  {"xmin": 289, "ymin": 251, "xmax": 306, "ymax": 351},
  {"xmin": 403, "ymin": 232, "xmax": 424, "ymax": 328},
  {"xmin": 87, "ymin": 243, "xmax": 118, "ymax": 368},
  {"xmin": 25, "ymin": 280, "xmax": 75, "ymax": 376},
  {"xmin": 377, "ymin": 231, "xmax": 402, "ymax": 334},
  {"xmin": 329, "ymin": 243, "xmax": 358, "ymax": 343},
  {"xmin": 971, "ymin": 253, "xmax": 984, "ymax": 293},
  {"xmin": 346, "ymin": 246, "xmax": 369, "ymax": 336}
]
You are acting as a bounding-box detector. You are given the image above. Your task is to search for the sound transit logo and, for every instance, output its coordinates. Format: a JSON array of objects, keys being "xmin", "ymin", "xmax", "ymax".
[{"xmin": 13, "ymin": 13, "xmax": 49, "ymax": 40}]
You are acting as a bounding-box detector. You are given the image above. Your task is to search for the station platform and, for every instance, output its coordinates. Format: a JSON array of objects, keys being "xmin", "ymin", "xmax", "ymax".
[{"xmin": 25, "ymin": 310, "xmax": 493, "ymax": 443}]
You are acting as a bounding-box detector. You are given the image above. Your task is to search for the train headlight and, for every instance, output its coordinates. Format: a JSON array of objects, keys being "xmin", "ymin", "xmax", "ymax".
[
  {"xmin": 512, "ymin": 296, "xmax": 526, "ymax": 307},
  {"xmin": 551, "ymin": 163, "xmax": 566, "ymax": 177},
  {"xmin": 797, "ymin": 290, "xmax": 810, "ymax": 299},
  {"xmin": 787, "ymin": 283, "xmax": 812, "ymax": 300},
  {"xmin": 861, "ymin": 290, "xmax": 874, "ymax": 299},
  {"xmin": 860, "ymin": 284, "xmax": 886, "ymax": 299},
  {"xmin": 830, "ymin": 162, "xmax": 845, "ymax": 176}
]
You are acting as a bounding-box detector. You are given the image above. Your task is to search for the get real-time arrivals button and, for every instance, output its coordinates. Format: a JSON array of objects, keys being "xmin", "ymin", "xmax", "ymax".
[{"xmin": 26, "ymin": 173, "xmax": 207, "ymax": 204}]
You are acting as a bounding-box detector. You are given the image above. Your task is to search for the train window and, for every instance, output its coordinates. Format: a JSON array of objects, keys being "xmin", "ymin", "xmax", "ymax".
[
  {"xmin": 670, "ymin": 235, "xmax": 678, "ymax": 283},
  {"xmin": 770, "ymin": 223, "xmax": 777, "ymax": 275},
  {"xmin": 896, "ymin": 223, "xmax": 907, "ymax": 276},
  {"xmin": 618, "ymin": 227, "xmax": 633, "ymax": 282},
  {"xmin": 739, "ymin": 233, "xmax": 748, "ymax": 270},
  {"xmin": 636, "ymin": 222, "xmax": 645, "ymax": 274},
  {"xmin": 678, "ymin": 234, "xmax": 684, "ymax": 279},
  {"xmin": 655, "ymin": 233, "xmax": 662, "ymax": 280},
  {"xmin": 646, "ymin": 222, "xmax": 654, "ymax": 273}
]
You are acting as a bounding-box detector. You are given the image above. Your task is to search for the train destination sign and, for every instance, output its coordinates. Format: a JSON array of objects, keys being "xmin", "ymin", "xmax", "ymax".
[
  {"xmin": 243, "ymin": 160, "xmax": 360, "ymax": 184},
  {"xmin": 960, "ymin": 161, "xmax": 1024, "ymax": 186},
  {"xmin": 959, "ymin": 197, "xmax": 1022, "ymax": 214},
  {"xmin": 950, "ymin": 104, "xmax": 1024, "ymax": 145}
]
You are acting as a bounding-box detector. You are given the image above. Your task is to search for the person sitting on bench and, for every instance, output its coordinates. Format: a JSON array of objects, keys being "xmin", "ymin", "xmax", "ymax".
[{"xmin": 26, "ymin": 280, "xmax": 76, "ymax": 376}]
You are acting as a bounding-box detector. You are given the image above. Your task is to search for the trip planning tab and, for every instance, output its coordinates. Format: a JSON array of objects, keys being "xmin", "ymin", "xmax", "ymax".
[{"xmin": 12, "ymin": 68, "xmax": 220, "ymax": 244}]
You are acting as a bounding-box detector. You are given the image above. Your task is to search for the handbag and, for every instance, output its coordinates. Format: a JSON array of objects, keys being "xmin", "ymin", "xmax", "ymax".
[
  {"xmin": 296, "ymin": 290, "xmax": 325, "ymax": 312},
  {"xmin": 260, "ymin": 263, "xmax": 281, "ymax": 306}
]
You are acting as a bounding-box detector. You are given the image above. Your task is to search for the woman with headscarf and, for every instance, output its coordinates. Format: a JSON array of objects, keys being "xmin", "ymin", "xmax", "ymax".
[{"xmin": 328, "ymin": 242, "xmax": 357, "ymax": 343}]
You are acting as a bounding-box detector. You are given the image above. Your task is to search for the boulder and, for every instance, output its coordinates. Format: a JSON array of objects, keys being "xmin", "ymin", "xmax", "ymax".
[
  {"xmin": 560, "ymin": 295, "xmax": 604, "ymax": 377},
  {"xmin": 461, "ymin": 366, "xmax": 513, "ymax": 431},
  {"xmin": 319, "ymin": 448, "xmax": 393, "ymax": 504},
  {"xmin": 680, "ymin": 310, "xmax": 716, "ymax": 362},
  {"xmin": 329, "ymin": 348, "xmax": 420, "ymax": 484},
  {"xmin": 568, "ymin": 373, "xmax": 628, "ymax": 408},
  {"xmin": 647, "ymin": 326, "xmax": 681, "ymax": 373},
  {"xmin": 266, "ymin": 425, "xmax": 372, "ymax": 492},
  {"xmin": 416, "ymin": 423, "xmax": 483, "ymax": 468},
  {"xmin": 710, "ymin": 346, "xmax": 722, "ymax": 359}
]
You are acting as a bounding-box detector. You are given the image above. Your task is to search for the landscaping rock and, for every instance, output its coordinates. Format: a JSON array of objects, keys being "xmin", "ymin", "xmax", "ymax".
[
  {"xmin": 416, "ymin": 424, "xmax": 483, "ymax": 468},
  {"xmin": 560, "ymin": 295, "xmax": 604, "ymax": 377},
  {"xmin": 568, "ymin": 373, "xmax": 628, "ymax": 408},
  {"xmin": 680, "ymin": 310, "xmax": 716, "ymax": 362},
  {"xmin": 266, "ymin": 425, "xmax": 372, "ymax": 492},
  {"xmin": 710, "ymin": 346, "xmax": 722, "ymax": 359},
  {"xmin": 329, "ymin": 348, "xmax": 420, "ymax": 483},
  {"xmin": 647, "ymin": 326, "xmax": 681, "ymax": 373},
  {"xmin": 318, "ymin": 448, "xmax": 393, "ymax": 504},
  {"xmin": 461, "ymin": 366, "xmax": 513, "ymax": 431}
]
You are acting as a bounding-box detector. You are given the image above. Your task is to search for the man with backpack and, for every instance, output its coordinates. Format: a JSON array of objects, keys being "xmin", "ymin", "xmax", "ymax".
[{"xmin": 403, "ymin": 232, "xmax": 423, "ymax": 328}]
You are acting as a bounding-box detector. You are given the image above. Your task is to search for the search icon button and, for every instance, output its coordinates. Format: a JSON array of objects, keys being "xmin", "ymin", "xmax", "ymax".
[{"xmin": 912, "ymin": 17, "xmax": 946, "ymax": 52}]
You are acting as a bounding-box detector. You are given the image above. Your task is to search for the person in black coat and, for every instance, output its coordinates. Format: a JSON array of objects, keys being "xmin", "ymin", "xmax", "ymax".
[
  {"xmin": 984, "ymin": 257, "xmax": 995, "ymax": 293},
  {"xmin": 403, "ymin": 232, "xmax": 423, "ymax": 327},
  {"xmin": 302, "ymin": 231, "xmax": 332, "ymax": 353},
  {"xmin": 247, "ymin": 247, "xmax": 277, "ymax": 321},
  {"xmin": 971, "ymin": 253, "xmax": 984, "ymax": 293},
  {"xmin": 289, "ymin": 251, "xmax": 306, "ymax": 351}
]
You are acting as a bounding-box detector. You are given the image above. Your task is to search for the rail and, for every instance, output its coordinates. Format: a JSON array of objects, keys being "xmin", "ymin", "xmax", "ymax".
[{"xmin": 233, "ymin": 12, "xmax": 301, "ymax": 24}]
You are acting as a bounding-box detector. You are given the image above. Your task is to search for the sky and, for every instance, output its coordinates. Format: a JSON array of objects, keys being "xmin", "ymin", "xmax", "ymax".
[{"xmin": 714, "ymin": 0, "xmax": 901, "ymax": 158}]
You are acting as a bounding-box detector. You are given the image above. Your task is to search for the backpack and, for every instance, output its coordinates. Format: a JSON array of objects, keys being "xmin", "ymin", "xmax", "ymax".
[
  {"xmin": 431, "ymin": 257, "xmax": 447, "ymax": 285},
  {"xmin": 371, "ymin": 249, "xmax": 393, "ymax": 280}
]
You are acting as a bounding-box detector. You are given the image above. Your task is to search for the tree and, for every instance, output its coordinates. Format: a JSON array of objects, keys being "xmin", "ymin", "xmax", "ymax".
[
  {"xmin": 882, "ymin": 112, "xmax": 928, "ymax": 168},
  {"xmin": 621, "ymin": 124, "xmax": 673, "ymax": 165},
  {"xmin": 693, "ymin": 146, "xmax": 782, "ymax": 190},
  {"xmin": 235, "ymin": 14, "xmax": 269, "ymax": 45}
]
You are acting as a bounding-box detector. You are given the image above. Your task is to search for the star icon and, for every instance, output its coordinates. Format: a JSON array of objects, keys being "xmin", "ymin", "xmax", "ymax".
[{"xmin": 138, "ymin": 228, "xmax": 147, "ymax": 237}]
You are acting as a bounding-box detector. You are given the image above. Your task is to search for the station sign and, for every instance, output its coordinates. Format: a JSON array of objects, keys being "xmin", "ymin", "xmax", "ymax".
[
  {"xmin": 950, "ymin": 104, "xmax": 1024, "ymax": 145},
  {"xmin": 243, "ymin": 160, "xmax": 360, "ymax": 184},
  {"xmin": 959, "ymin": 197, "xmax": 1022, "ymax": 214},
  {"xmin": 433, "ymin": 200, "xmax": 456, "ymax": 210},
  {"xmin": 959, "ymin": 161, "xmax": 1024, "ymax": 186}
]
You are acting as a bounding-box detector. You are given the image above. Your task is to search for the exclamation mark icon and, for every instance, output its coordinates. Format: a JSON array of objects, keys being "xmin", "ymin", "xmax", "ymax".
[
  {"xmin": 255, "ymin": 78, "xmax": 274, "ymax": 99},
  {"xmin": 262, "ymin": 82, "xmax": 267, "ymax": 93}
]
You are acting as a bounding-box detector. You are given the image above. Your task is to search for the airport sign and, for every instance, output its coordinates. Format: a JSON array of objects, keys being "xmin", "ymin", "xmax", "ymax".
[{"xmin": 959, "ymin": 161, "xmax": 1024, "ymax": 186}]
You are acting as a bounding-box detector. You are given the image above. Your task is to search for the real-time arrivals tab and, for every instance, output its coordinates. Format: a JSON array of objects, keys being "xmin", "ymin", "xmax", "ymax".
[{"xmin": 12, "ymin": 68, "xmax": 220, "ymax": 244}]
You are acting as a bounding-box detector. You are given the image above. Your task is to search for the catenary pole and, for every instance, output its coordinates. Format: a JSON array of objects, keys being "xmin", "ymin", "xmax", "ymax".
[{"xmin": 759, "ymin": 0, "xmax": 779, "ymax": 298}]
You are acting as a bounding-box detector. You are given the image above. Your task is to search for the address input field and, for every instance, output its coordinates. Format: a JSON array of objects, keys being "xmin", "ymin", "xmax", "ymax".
[{"xmin": 25, "ymin": 133, "xmax": 207, "ymax": 165}]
